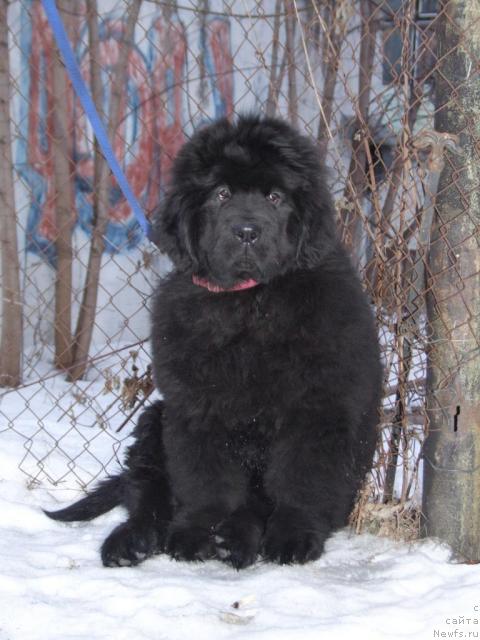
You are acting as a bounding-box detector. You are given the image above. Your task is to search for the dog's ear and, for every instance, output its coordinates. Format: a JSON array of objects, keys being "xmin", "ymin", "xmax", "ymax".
[
  {"xmin": 295, "ymin": 181, "xmax": 338, "ymax": 269},
  {"xmin": 153, "ymin": 189, "xmax": 198, "ymax": 269}
]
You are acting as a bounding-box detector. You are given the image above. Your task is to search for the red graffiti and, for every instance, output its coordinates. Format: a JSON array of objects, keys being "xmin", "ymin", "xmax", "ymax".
[
  {"xmin": 75, "ymin": 18, "xmax": 155, "ymax": 224},
  {"xmin": 22, "ymin": 6, "xmax": 234, "ymax": 254},
  {"xmin": 146, "ymin": 16, "xmax": 187, "ymax": 213},
  {"xmin": 209, "ymin": 19, "xmax": 233, "ymax": 118}
]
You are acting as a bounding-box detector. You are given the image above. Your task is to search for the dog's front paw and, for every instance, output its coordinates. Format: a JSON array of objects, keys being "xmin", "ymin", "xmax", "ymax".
[
  {"xmin": 166, "ymin": 524, "xmax": 216, "ymax": 561},
  {"xmin": 101, "ymin": 520, "xmax": 161, "ymax": 567},
  {"xmin": 262, "ymin": 507, "xmax": 327, "ymax": 565},
  {"xmin": 166, "ymin": 507, "xmax": 231, "ymax": 562},
  {"xmin": 166, "ymin": 526, "xmax": 216, "ymax": 562},
  {"xmin": 213, "ymin": 512, "xmax": 263, "ymax": 569}
]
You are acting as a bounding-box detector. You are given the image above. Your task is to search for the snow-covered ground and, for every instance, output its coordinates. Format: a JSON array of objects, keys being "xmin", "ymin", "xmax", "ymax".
[{"xmin": 1, "ymin": 423, "xmax": 480, "ymax": 639}]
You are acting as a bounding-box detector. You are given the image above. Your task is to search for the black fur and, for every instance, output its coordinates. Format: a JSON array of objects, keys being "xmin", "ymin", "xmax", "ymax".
[{"xmin": 46, "ymin": 115, "xmax": 382, "ymax": 569}]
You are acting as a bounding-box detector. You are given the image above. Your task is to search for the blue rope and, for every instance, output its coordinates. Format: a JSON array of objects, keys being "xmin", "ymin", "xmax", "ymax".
[{"xmin": 41, "ymin": 0, "xmax": 153, "ymax": 241}]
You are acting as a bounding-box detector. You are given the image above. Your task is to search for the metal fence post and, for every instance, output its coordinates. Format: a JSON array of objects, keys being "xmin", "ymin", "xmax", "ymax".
[{"xmin": 422, "ymin": 0, "xmax": 480, "ymax": 562}]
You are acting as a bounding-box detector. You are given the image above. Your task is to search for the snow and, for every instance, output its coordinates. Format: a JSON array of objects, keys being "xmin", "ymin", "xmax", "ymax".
[{"xmin": 1, "ymin": 417, "xmax": 480, "ymax": 639}]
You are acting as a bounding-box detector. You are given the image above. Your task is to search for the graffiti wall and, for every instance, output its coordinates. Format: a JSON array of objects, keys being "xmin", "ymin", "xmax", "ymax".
[{"xmin": 15, "ymin": 1, "xmax": 235, "ymax": 263}]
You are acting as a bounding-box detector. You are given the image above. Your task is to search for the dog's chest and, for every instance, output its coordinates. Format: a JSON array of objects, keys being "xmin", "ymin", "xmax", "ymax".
[
  {"xmin": 154, "ymin": 284, "xmax": 308, "ymax": 417},
  {"xmin": 223, "ymin": 416, "xmax": 274, "ymax": 474},
  {"xmin": 199, "ymin": 333, "xmax": 292, "ymax": 408},
  {"xmin": 188, "ymin": 293, "xmax": 291, "ymax": 370}
]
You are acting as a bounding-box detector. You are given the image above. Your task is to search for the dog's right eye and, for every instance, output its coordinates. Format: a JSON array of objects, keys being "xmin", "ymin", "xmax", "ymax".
[{"xmin": 217, "ymin": 187, "xmax": 231, "ymax": 202}]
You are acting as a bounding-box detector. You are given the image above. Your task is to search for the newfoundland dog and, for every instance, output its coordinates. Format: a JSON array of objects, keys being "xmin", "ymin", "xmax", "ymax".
[{"xmin": 46, "ymin": 115, "xmax": 382, "ymax": 569}]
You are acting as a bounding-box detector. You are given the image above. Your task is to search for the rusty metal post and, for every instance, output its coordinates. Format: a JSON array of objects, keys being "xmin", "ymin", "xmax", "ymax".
[{"xmin": 422, "ymin": 0, "xmax": 480, "ymax": 562}]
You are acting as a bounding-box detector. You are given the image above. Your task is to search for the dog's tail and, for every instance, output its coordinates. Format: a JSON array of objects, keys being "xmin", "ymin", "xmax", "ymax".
[{"xmin": 44, "ymin": 474, "xmax": 125, "ymax": 522}]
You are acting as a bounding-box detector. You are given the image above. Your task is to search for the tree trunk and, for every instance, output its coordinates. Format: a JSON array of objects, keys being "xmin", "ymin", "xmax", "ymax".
[
  {"xmin": 266, "ymin": 0, "xmax": 283, "ymax": 117},
  {"xmin": 68, "ymin": 0, "xmax": 141, "ymax": 381},
  {"xmin": 51, "ymin": 0, "xmax": 75, "ymax": 370},
  {"xmin": 338, "ymin": 0, "xmax": 377, "ymax": 262},
  {"xmin": 422, "ymin": 0, "xmax": 480, "ymax": 562},
  {"xmin": 284, "ymin": 0, "xmax": 298, "ymax": 127},
  {"xmin": 0, "ymin": 0, "xmax": 22, "ymax": 388},
  {"xmin": 316, "ymin": 0, "xmax": 342, "ymax": 154}
]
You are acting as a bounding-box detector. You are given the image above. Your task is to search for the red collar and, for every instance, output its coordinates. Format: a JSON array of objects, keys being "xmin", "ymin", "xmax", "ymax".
[{"xmin": 192, "ymin": 274, "xmax": 259, "ymax": 293}]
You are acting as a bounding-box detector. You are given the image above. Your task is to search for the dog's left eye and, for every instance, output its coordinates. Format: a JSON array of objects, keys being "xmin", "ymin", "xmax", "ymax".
[
  {"xmin": 217, "ymin": 187, "xmax": 231, "ymax": 202},
  {"xmin": 267, "ymin": 191, "xmax": 282, "ymax": 206}
]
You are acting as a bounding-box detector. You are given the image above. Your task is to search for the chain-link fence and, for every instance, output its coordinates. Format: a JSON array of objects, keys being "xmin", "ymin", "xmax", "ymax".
[{"xmin": 1, "ymin": 0, "xmax": 479, "ymax": 548}]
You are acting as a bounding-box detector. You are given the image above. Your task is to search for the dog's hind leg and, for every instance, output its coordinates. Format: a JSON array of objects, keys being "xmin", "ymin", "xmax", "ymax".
[{"xmin": 100, "ymin": 401, "xmax": 172, "ymax": 567}]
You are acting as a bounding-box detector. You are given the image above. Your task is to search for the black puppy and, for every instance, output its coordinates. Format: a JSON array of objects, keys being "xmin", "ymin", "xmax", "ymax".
[{"xmin": 46, "ymin": 115, "xmax": 382, "ymax": 569}]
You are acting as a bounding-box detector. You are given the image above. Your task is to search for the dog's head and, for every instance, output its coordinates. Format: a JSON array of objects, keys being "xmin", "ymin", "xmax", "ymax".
[{"xmin": 154, "ymin": 115, "xmax": 337, "ymax": 289}]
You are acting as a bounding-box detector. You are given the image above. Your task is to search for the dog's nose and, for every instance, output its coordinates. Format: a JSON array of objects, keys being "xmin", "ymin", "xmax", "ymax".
[{"xmin": 231, "ymin": 223, "xmax": 261, "ymax": 244}]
